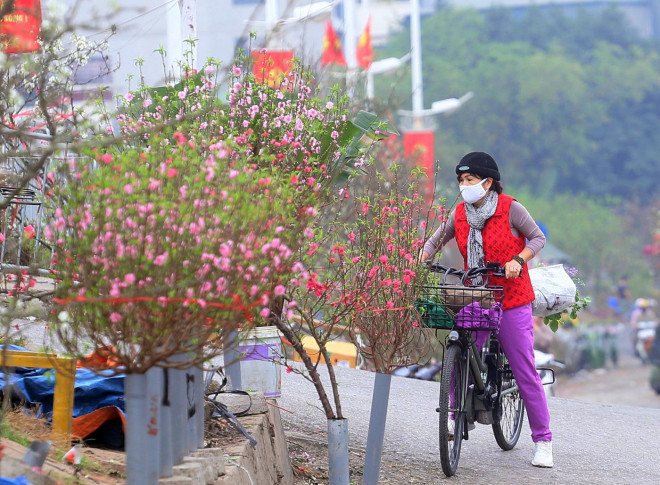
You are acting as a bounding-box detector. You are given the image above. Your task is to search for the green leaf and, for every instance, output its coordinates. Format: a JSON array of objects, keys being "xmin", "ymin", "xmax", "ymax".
[{"xmin": 330, "ymin": 111, "xmax": 400, "ymax": 183}]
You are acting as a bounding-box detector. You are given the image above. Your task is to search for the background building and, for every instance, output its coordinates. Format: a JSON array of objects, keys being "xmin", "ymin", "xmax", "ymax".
[{"xmin": 51, "ymin": 0, "xmax": 660, "ymax": 101}]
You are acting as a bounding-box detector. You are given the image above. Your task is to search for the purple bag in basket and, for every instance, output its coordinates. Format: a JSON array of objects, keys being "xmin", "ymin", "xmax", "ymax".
[{"xmin": 455, "ymin": 302, "xmax": 503, "ymax": 330}]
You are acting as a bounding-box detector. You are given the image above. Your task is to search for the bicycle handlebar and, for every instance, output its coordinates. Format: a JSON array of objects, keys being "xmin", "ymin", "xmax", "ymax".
[{"xmin": 423, "ymin": 261, "xmax": 506, "ymax": 280}]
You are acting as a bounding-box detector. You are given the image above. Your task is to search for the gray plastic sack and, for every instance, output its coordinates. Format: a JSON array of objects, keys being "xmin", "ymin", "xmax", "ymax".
[{"xmin": 529, "ymin": 264, "xmax": 577, "ymax": 317}]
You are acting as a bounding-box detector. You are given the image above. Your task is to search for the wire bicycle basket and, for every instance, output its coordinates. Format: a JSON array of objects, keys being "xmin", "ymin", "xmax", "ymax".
[{"xmin": 417, "ymin": 283, "xmax": 504, "ymax": 331}]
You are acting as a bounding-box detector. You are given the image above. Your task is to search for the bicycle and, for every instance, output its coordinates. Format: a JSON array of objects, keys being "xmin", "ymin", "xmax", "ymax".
[{"xmin": 418, "ymin": 262, "xmax": 525, "ymax": 477}]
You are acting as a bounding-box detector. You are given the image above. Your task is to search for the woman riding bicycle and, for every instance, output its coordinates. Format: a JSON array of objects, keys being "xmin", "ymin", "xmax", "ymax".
[{"xmin": 420, "ymin": 152, "xmax": 553, "ymax": 468}]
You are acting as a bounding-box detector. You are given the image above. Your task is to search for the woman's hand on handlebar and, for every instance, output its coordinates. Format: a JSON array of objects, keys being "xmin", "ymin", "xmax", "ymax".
[{"xmin": 504, "ymin": 259, "xmax": 523, "ymax": 279}]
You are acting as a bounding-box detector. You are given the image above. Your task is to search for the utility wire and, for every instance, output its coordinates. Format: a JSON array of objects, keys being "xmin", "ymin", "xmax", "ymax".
[{"xmin": 84, "ymin": 0, "xmax": 178, "ymax": 39}]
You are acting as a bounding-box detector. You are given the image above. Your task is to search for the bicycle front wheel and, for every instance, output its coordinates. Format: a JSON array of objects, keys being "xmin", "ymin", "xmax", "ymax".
[
  {"xmin": 438, "ymin": 343, "xmax": 467, "ymax": 477},
  {"xmin": 492, "ymin": 353, "xmax": 524, "ymax": 450}
]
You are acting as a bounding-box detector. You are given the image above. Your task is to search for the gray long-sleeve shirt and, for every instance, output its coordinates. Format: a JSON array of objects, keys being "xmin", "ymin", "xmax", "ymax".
[{"xmin": 423, "ymin": 200, "xmax": 546, "ymax": 259}]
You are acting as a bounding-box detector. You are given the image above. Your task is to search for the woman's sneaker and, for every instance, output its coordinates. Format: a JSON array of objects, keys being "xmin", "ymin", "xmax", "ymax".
[{"xmin": 531, "ymin": 441, "xmax": 553, "ymax": 468}]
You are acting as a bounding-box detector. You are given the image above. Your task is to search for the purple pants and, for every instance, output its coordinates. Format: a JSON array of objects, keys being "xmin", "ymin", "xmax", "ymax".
[{"xmin": 474, "ymin": 303, "xmax": 552, "ymax": 442}]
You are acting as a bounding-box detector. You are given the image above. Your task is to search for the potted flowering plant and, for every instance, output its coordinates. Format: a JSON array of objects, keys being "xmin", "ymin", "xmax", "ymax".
[
  {"xmin": 330, "ymin": 155, "xmax": 438, "ymax": 485},
  {"xmin": 269, "ymin": 134, "xmax": 440, "ymax": 484},
  {"xmin": 49, "ymin": 58, "xmax": 318, "ymax": 370}
]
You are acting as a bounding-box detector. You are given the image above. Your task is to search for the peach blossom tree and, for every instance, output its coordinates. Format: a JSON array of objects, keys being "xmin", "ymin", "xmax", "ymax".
[{"xmin": 46, "ymin": 58, "xmax": 385, "ymax": 372}]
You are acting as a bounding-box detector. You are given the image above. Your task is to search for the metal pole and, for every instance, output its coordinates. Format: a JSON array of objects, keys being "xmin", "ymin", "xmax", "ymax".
[
  {"xmin": 344, "ymin": 0, "xmax": 357, "ymax": 69},
  {"xmin": 364, "ymin": 0, "xmax": 375, "ymax": 101},
  {"xmin": 410, "ymin": 0, "xmax": 424, "ymax": 127},
  {"xmin": 166, "ymin": 0, "xmax": 183, "ymax": 71},
  {"xmin": 366, "ymin": 71, "xmax": 375, "ymax": 101},
  {"xmin": 169, "ymin": 355, "xmax": 188, "ymax": 465},
  {"xmin": 223, "ymin": 329, "xmax": 242, "ymax": 391},
  {"xmin": 344, "ymin": 0, "xmax": 358, "ymax": 99},
  {"xmin": 181, "ymin": 0, "xmax": 198, "ymax": 69},
  {"xmin": 362, "ymin": 372, "xmax": 392, "ymax": 485},
  {"xmin": 0, "ymin": 208, "xmax": 7, "ymax": 263},
  {"xmin": 265, "ymin": 0, "xmax": 278, "ymax": 24},
  {"xmin": 652, "ymin": 0, "xmax": 660, "ymax": 39},
  {"xmin": 17, "ymin": 207, "xmax": 25, "ymax": 267}
]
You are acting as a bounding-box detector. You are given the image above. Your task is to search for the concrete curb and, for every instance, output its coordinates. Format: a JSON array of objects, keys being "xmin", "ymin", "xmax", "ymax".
[
  {"xmin": 158, "ymin": 399, "xmax": 292, "ymax": 485},
  {"xmin": 0, "ymin": 456, "xmax": 58, "ymax": 485},
  {"xmin": 214, "ymin": 401, "xmax": 293, "ymax": 485}
]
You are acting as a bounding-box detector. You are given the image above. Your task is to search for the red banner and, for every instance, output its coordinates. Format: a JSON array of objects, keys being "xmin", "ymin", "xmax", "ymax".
[
  {"xmin": 252, "ymin": 50, "xmax": 294, "ymax": 89},
  {"xmin": 0, "ymin": 0, "xmax": 42, "ymax": 54},
  {"xmin": 403, "ymin": 130, "xmax": 435, "ymax": 196}
]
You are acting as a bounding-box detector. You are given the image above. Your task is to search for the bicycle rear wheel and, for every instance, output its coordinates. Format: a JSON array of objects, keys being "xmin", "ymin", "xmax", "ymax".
[
  {"xmin": 492, "ymin": 352, "xmax": 524, "ymax": 450},
  {"xmin": 438, "ymin": 343, "xmax": 467, "ymax": 476}
]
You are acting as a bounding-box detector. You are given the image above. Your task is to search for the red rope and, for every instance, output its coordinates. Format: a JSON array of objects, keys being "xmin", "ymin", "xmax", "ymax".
[{"xmin": 53, "ymin": 294, "xmax": 263, "ymax": 322}]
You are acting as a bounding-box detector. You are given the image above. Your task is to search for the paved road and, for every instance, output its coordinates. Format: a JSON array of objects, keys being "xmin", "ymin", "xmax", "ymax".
[
  {"xmin": 11, "ymin": 314, "xmax": 660, "ymax": 483},
  {"xmin": 553, "ymin": 354, "xmax": 659, "ymax": 409},
  {"xmin": 279, "ymin": 363, "xmax": 660, "ymax": 484}
]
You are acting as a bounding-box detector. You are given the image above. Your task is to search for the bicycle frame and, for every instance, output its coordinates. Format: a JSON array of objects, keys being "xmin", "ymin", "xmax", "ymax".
[
  {"xmin": 431, "ymin": 262, "xmax": 525, "ymax": 476},
  {"xmin": 448, "ymin": 328, "xmax": 509, "ymax": 431}
]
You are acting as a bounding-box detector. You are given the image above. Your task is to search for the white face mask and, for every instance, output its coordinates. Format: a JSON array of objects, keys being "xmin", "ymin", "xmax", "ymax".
[{"xmin": 459, "ymin": 178, "xmax": 488, "ymax": 204}]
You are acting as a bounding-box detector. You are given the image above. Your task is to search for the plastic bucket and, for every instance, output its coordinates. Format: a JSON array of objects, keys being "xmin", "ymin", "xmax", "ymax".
[{"xmin": 238, "ymin": 326, "xmax": 283, "ymax": 398}]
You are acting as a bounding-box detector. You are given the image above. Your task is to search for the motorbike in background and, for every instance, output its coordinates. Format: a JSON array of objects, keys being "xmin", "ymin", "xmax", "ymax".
[
  {"xmin": 647, "ymin": 323, "xmax": 660, "ymax": 394},
  {"xmin": 634, "ymin": 320, "xmax": 657, "ymax": 364},
  {"xmin": 534, "ymin": 349, "xmax": 565, "ymax": 397},
  {"xmin": 392, "ymin": 361, "xmax": 443, "ymax": 381}
]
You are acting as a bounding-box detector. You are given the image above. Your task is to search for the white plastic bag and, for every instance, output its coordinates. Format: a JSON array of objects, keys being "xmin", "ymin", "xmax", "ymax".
[{"xmin": 529, "ymin": 264, "xmax": 577, "ymax": 317}]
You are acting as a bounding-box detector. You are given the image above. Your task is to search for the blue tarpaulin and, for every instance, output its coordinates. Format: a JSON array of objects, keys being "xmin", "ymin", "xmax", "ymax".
[
  {"xmin": 0, "ymin": 476, "xmax": 32, "ymax": 485},
  {"xmin": 0, "ymin": 345, "xmax": 125, "ymax": 448}
]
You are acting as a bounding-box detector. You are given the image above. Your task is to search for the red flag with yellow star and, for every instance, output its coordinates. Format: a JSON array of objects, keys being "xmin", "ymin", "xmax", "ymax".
[
  {"xmin": 321, "ymin": 20, "xmax": 346, "ymax": 67},
  {"xmin": 356, "ymin": 17, "xmax": 373, "ymax": 69},
  {"xmin": 252, "ymin": 50, "xmax": 294, "ymax": 89}
]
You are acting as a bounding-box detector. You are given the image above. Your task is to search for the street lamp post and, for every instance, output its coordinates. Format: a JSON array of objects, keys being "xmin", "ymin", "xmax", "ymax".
[
  {"xmin": 400, "ymin": 0, "xmax": 472, "ymax": 196},
  {"xmin": 181, "ymin": 0, "xmax": 197, "ymax": 68},
  {"xmin": 366, "ymin": 53, "xmax": 411, "ymax": 100},
  {"xmin": 166, "ymin": 0, "xmax": 197, "ymax": 73},
  {"xmin": 410, "ymin": 0, "xmax": 424, "ymax": 122},
  {"xmin": 265, "ymin": 0, "xmax": 278, "ymax": 25}
]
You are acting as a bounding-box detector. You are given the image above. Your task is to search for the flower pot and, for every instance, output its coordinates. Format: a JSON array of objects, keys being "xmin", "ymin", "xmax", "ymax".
[
  {"xmin": 238, "ymin": 326, "xmax": 283, "ymax": 397},
  {"xmin": 124, "ymin": 371, "xmax": 161, "ymax": 484},
  {"xmin": 363, "ymin": 372, "xmax": 392, "ymax": 485},
  {"xmin": 327, "ymin": 418, "xmax": 350, "ymax": 485}
]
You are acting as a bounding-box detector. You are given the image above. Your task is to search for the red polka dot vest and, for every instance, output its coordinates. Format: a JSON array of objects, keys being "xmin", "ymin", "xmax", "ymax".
[{"xmin": 455, "ymin": 194, "xmax": 535, "ymax": 310}]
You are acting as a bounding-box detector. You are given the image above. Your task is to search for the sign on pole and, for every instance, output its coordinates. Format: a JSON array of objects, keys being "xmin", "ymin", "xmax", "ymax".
[{"xmin": 0, "ymin": 0, "xmax": 42, "ymax": 54}]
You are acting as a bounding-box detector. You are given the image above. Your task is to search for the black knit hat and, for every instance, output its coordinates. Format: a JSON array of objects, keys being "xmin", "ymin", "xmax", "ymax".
[{"xmin": 455, "ymin": 152, "xmax": 500, "ymax": 181}]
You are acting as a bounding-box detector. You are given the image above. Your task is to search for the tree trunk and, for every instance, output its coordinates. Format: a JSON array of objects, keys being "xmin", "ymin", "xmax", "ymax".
[{"xmin": 273, "ymin": 317, "xmax": 338, "ymax": 419}]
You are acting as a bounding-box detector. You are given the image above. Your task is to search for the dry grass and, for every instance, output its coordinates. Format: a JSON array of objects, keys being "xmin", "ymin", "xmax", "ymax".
[{"xmin": 1, "ymin": 408, "xmax": 125, "ymax": 484}]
